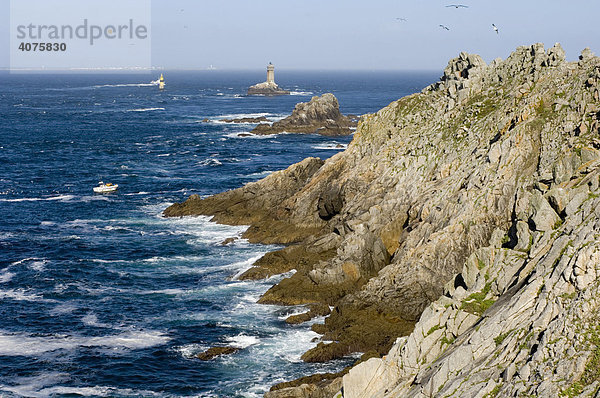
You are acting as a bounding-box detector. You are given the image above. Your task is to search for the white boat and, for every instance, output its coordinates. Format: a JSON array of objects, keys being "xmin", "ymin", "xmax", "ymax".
[{"xmin": 93, "ymin": 181, "xmax": 118, "ymax": 193}]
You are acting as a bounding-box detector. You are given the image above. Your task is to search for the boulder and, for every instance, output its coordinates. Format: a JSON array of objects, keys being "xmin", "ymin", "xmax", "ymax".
[
  {"xmin": 196, "ymin": 346, "xmax": 239, "ymax": 361},
  {"xmin": 251, "ymin": 94, "xmax": 357, "ymax": 136}
]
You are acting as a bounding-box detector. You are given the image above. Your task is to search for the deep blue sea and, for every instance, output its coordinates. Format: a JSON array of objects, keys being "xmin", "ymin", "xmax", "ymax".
[{"xmin": 0, "ymin": 70, "xmax": 437, "ymax": 397}]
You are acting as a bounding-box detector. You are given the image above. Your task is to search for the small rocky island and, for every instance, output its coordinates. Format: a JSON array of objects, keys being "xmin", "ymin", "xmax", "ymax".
[
  {"xmin": 247, "ymin": 63, "xmax": 290, "ymax": 96},
  {"xmin": 252, "ymin": 93, "xmax": 357, "ymax": 136}
]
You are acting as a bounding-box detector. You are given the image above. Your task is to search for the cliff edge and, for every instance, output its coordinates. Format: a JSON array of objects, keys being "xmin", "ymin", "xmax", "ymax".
[{"xmin": 165, "ymin": 43, "xmax": 600, "ymax": 397}]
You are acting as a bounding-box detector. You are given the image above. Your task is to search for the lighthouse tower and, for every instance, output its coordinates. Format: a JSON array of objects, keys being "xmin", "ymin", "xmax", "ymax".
[
  {"xmin": 267, "ymin": 63, "xmax": 275, "ymax": 85},
  {"xmin": 247, "ymin": 62, "xmax": 289, "ymax": 95}
]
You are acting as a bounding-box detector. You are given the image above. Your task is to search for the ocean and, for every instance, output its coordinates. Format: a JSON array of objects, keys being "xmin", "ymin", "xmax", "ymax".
[{"xmin": 0, "ymin": 70, "xmax": 437, "ymax": 397}]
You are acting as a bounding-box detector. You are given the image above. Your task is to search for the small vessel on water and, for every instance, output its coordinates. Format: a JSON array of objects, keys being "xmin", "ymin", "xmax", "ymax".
[
  {"xmin": 93, "ymin": 182, "xmax": 118, "ymax": 193},
  {"xmin": 159, "ymin": 74, "xmax": 165, "ymax": 90}
]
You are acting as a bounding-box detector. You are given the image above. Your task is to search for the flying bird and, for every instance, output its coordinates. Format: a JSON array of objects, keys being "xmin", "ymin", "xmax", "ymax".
[
  {"xmin": 446, "ymin": 4, "xmax": 468, "ymax": 8},
  {"xmin": 396, "ymin": 17, "xmax": 408, "ymax": 22},
  {"xmin": 492, "ymin": 24, "xmax": 499, "ymax": 34},
  {"xmin": 439, "ymin": 24, "xmax": 450, "ymax": 31}
]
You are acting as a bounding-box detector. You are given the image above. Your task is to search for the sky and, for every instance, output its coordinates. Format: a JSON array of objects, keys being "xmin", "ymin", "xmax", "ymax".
[{"xmin": 1, "ymin": 0, "xmax": 600, "ymax": 71}]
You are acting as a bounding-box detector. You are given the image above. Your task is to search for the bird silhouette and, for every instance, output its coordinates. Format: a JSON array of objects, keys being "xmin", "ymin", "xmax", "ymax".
[
  {"xmin": 492, "ymin": 24, "xmax": 499, "ymax": 34},
  {"xmin": 396, "ymin": 17, "xmax": 408, "ymax": 22},
  {"xmin": 439, "ymin": 24, "xmax": 450, "ymax": 31},
  {"xmin": 446, "ymin": 4, "xmax": 468, "ymax": 8}
]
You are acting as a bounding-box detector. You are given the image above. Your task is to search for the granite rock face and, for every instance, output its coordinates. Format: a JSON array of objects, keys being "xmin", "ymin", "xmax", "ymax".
[
  {"xmin": 252, "ymin": 93, "xmax": 357, "ymax": 136},
  {"xmin": 165, "ymin": 43, "xmax": 600, "ymax": 396}
]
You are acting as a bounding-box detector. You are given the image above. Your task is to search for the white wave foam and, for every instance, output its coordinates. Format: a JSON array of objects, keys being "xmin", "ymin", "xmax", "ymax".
[
  {"xmin": 0, "ymin": 373, "xmax": 162, "ymax": 398},
  {"xmin": 93, "ymin": 82, "xmax": 158, "ymax": 88},
  {"xmin": 269, "ymin": 329, "xmax": 322, "ymax": 363},
  {"xmin": 174, "ymin": 343, "xmax": 208, "ymax": 359},
  {"xmin": 101, "ymin": 225, "xmax": 135, "ymax": 233},
  {"xmin": 226, "ymin": 334, "xmax": 260, "ymax": 349},
  {"xmin": 11, "ymin": 257, "xmax": 44, "ymax": 266},
  {"xmin": 0, "ymin": 272, "xmax": 15, "ymax": 283},
  {"xmin": 206, "ymin": 112, "xmax": 285, "ymax": 125},
  {"xmin": 0, "ymin": 330, "xmax": 170, "ymax": 356},
  {"xmin": 40, "ymin": 221, "xmax": 56, "ymax": 226},
  {"xmin": 0, "ymin": 232, "xmax": 16, "ymax": 241},
  {"xmin": 0, "ymin": 195, "xmax": 75, "ymax": 202},
  {"xmin": 81, "ymin": 313, "xmax": 113, "ymax": 328},
  {"xmin": 50, "ymin": 303, "xmax": 78, "ymax": 315},
  {"xmin": 137, "ymin": 288, "xmax": 187, "ymax": 296},
  {"xmin": 289, "ymin": 91, "xmax": 314, "ymax": 96},
  {"xmin": 224, "ymin": 132, "xmax": 274, "ymax": 139},
  {"xmin": 245, "ymin": 170, "xmax": 274, "ymax": 178},
  {"xmin": 123, "ymin": 192, "xmax": 150, "ymax": 196},
  {"xmin": 218, "ymin": 112, "xmax": 271, "ymax": 119},
  {"xmin": 28, "ymin": 260, "xmax": 46, "ymax": 271},
  {"xmin": 312, "ymin": 143, "xmax": 348, "ymax": 150},
  {"xmin": 227, "ymin": 255, "xmax": 274, "ymax": 280},
  {"xmin": 0, "ymin": 289, "xmax": 43, "ymax": 301},
  {"xmin": 126, "ymin": 107, "xmax": 165, "ymax": 112},
  {"xmin": 198, "ymin": 158, "xmax": 223, "ymax": 166},
  {"xmin": 276, "ymin": 306, "xmax": 310, "ymax": 321},
  {"xmin": 37, "ymin": 386, "xmax": 161, "ymax": 398}
]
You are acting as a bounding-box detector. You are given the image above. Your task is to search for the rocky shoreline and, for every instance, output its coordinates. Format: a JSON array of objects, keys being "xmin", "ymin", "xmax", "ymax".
[{"xmin": 165, "ymin": 43, "xmax": 600, "ymax": 397}]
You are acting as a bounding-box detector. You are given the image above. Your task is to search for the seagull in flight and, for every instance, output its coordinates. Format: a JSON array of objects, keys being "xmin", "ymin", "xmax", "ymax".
[
  {"xmin": 446, "ymin": 4, "xmax": 468, "ymax": 8},
  {"xmin": 492, "ymin": 24, "xmax": 499, "ymax": 34},
  {"xmin": 396, "ymin": 17, "xmax": 408, "ymax": 22},
  {"xmin": 439, "ymin": 24, "xmax": 450, "ymax": 31}
]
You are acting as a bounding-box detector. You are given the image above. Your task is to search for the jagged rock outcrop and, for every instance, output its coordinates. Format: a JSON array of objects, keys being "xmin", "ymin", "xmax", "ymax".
[
  {"xmin": 165, "ymin": 43, "xmax": 600, "ymax": 396},
  {"xmin": 251, "ymin": 93, "xmax": 357, "ymax": 136}
]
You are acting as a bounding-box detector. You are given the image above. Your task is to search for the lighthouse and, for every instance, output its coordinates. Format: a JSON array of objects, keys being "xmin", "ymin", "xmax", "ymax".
[
  {"xmin": 247, "ymin": 62, "xmax": 290, "ymax": 96},
  {"xmin": 267, "ymin": 62, "xmax": 275, "ymax": 85}
]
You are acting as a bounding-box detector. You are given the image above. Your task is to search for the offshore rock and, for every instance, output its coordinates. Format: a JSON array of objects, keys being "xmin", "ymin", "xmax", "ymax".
[
  {"xmin": 252, "ymin": 93, "xmax": 357, "ymax": 136},
  {"xmin": 218, "ymin": 116, "xmax": 270, "ymax": 123},
  {"xmin": 165, "ymin": 43, "xmax": 600, "ymax": 396},
  {"xmin": 196, "ymin": 346, "xmax": 239, "ymax": 361},
  {"xmin": 248, "ymin": 81, "xmax": 290, "ymax": 96}
]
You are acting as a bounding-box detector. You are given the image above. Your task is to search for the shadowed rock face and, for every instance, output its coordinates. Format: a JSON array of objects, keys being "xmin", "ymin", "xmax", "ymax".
[
  {"xmin": 166, "ymin": 43, "xmax": 600, "ymax": 396},
  {"xmin": 251, "ymin": 93, "xmax": 357, "ymax": 136}
]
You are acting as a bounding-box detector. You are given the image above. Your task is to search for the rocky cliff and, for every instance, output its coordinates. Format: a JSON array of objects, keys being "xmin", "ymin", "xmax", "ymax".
[
  {"xmin": 165, "ymin": 43, "xmax": 600, "ymax": 397},
  {"xmin": 252, "ymin": 93, "xmax": 357, "ymax": 136}
]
